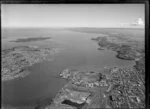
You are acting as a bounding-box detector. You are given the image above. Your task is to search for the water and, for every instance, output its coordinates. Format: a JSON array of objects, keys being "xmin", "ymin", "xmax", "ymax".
[{"xmin": 1, "ymin": 28, "xmax": 134, "ymax": 108}]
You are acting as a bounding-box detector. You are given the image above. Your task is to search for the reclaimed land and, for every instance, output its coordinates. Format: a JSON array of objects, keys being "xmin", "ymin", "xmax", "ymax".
[
  {"xmin": 2, "ymin": 46, "xmax": 58, "ymax": 81},
  {"xmin": 10, "ymin": 37, "xmax": 51, "ymax": 42},
  {"xmin": 41, "ymin": 32, "xmax": 145, "ymax": 109}
]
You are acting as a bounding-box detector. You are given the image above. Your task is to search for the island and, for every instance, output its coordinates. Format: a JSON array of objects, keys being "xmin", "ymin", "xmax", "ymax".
[
  {"xmin": 2, "ymin": 46, "xmax": 58, "ymax": 81},
  {"xmin": 10, "ymin": 37, "xmax": 51, "ymax": 42}
]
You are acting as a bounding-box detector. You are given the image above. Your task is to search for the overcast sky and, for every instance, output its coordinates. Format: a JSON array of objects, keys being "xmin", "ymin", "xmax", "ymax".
[{"xmin": 1, "ymin": 4, "xmax": 145, "ymax": 28}]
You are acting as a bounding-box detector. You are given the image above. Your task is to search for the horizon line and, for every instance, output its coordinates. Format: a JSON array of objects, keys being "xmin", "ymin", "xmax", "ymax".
[{"xmin": 1, "ymin": 26, "xmax": 145, "ymax": 29}]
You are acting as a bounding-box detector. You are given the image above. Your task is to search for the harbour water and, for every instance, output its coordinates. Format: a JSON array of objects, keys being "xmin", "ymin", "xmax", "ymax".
[{"xmin": 2, "ymin": 28, "xmax": 134, "ymax": 108}]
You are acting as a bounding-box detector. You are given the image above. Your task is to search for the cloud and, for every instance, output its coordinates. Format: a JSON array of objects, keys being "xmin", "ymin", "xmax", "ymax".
[
  {"xmin": 120, "ymin": 18, "xmax": 144, "ymax": 28},
  {"xmin": 130, "ymin": 18, "xmax": 144, "ymax": 26}
]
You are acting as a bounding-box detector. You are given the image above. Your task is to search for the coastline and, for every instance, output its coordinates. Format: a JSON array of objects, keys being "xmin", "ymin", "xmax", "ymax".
[
  {"xmin": 2, "ymin": 46, "xmax": 59, "ymax": 81},
  {"xmin": 44, "ymin": 32, "xmax": 145, "ymax": 109}
]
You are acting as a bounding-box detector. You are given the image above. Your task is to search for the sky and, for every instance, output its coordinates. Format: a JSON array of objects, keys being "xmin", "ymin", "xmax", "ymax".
[{"xmin": 1, "ymin": 4, "xmax": 145, "ymax": 28}]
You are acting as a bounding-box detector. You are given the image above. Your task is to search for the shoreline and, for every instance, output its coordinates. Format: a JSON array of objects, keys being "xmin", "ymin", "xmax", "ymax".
[
  {"xmin": 46, "ymin": 52, "xmax": 144, "ymax": 108},
  {"xmin": 2, "ymin": 29, "xmax": 145, "ymax": 109},
  {"xmin": 2, "ymin": 46, "xmax": 59, "ymax": 81},
  {"xmin": 44, "ymin": 33, "xmax": 145, "ymax": 109}
]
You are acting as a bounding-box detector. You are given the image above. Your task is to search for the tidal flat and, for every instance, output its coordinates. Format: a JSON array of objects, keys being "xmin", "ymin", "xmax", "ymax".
[{"xmin": 2, "ymin": 28, "xmax": 145, "ymax": 109}]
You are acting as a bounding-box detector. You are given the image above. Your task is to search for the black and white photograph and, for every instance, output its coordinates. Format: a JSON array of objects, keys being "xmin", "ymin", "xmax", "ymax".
[{"xmin": 1, "ymin": 4, "xmax": 145, "ymax": 109}]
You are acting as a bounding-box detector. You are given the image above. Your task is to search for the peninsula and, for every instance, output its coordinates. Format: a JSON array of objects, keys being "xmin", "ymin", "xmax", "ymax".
[{"xmin": 2, "ymin": 46, "xmax": 58, "ymax": 81}]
